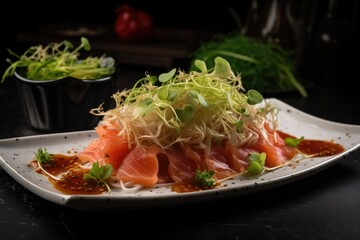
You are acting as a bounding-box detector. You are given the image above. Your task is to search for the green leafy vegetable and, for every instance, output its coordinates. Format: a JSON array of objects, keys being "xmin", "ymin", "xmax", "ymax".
[
  {"xmin": 34, "ymin": 147, "xmax": 54, "ymax": 165},
  {"xmin": 1, "ymin": 37, "xmax": 115, "ymax": 83},
  {"xmin": 84, "ymin": 162, "xmax": 113, "ymax": 193},
  {"xmin": 194, "ymin": 169, "xmax": 216, "ymax": 188},
  {"xmin": 189, "ymin": 32, "xmax": 308, "ymax": 97},
  {"xmin": 285, "ymin": 136, "xmax": 304, "ymax": 147}
]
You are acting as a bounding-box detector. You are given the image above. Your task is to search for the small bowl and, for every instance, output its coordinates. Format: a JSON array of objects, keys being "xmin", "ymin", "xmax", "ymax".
[{"xmin": 14, "ymin": 67, "xmax": 118, "ymax": 132}]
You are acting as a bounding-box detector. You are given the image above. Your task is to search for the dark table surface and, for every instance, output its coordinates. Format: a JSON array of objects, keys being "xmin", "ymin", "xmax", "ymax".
[{"xmin": 0, "ymin": 69, "xmax": 359, "ymax": 240}]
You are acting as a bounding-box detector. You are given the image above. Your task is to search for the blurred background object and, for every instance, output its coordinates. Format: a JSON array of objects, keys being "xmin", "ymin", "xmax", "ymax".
[
  {"xmin": 113, "ymin": 4, "xmax": 154, "ymax": 42},
  {"xmin": 1, "ymin": 0, "xmax": 358, "ymax": 102}
]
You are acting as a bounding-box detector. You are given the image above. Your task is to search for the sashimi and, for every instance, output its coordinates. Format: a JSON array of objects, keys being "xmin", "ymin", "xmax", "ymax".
[
  {"xmin": 77, "ymin": 125, "xmax": 131, "ymax": 170},
  {"xmin": 205, "ymin": 143, "xmax": 238, "ymax": 180},
  {"xmin": 226, "ymin": 143, "xmax": 251, "ymax": 173},
  {"xmin": 166, "ymin": 148, "xmax": 197, "ymax": 182},
  {"xmin": 252, "ymin": 124, "xmax": 297, "ymax": 168},
  {"xmin": 116, "ymin": 146, "xmax": 161, "ymax": 187}
]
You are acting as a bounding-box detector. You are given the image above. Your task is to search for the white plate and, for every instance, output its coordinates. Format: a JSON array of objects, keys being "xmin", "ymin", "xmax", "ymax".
[{"xmin": 1, "ymin": 98, "xmax": 359, "ymax": 211}]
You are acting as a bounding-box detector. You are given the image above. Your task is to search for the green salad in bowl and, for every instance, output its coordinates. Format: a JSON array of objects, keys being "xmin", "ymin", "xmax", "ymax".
[
  {"xmin": 1, "ymin": 37, "xmax": 115, "ymax": 82},
  {"xmin": 1, "ymin": 37, "xmax": 118, "ymax": 132}
]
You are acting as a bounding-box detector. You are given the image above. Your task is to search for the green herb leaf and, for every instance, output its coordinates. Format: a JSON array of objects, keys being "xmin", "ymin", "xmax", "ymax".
[
  {"xmin": 246, "ymin": 152, "xmax": 266, "ymax": 175},
  {"xmin": 85, "ymin": 162, "xmax": 113, "ymax": 181},
  {"xmin": 81, "ymin": 37, "xmax": 91, "ymax": 51},
  {"xmin": 158, "ymin": 87, "xmax": 168, "ymax": 100},
  {"xmin": 194, "ymin": 59, "xmax": 207, "ymax": 72},
  {"xmin": 194, "ymin": 169, "xmax": 216, "ymax": 188},
  {"xmin": 285, "ymin": 136, "xmax": 304, "ymax": 147},
  {"xmin": 34, "ymin": 148, "xmax": 54, "ymax": 165},
  {"xmin": 246, "ymin": 89, "xmax": 263, "ymax": 105},
  {"xmin": 84, "ymin": 162, "xmax": 113, "ymax": 192},
  {"xmin": 211, "ymin": 56, "xmax": 234, "ymax": 78},
  {"xmin": 159, "ymin": 68, "xmax": 176, "ymax": 82}
]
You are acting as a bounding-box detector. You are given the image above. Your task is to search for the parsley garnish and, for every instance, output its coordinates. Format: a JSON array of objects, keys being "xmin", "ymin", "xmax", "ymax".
[
  {"xmin": 194, "ymin": 169, "xmax": 216, "ymax": 189},
  {"xmin": 34, "ymin": 148, "xmax": 54, "ymax": 165}
]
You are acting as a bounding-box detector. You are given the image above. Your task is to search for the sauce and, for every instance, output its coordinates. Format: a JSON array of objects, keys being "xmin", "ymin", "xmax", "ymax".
[
  {"xmin": 32, "ymin": 154, "xmax": 107, "ymax": 195},
  {"xmin": 297, "ymin": 140, "xmax": 344, "ymax": 157},
  {"xmin": 277, "ymin": 131, "xmax": 345, "ymax": 157},
  {"xmin": 171, "ymin": 178, "xmax": 220, "ymax": 193}
]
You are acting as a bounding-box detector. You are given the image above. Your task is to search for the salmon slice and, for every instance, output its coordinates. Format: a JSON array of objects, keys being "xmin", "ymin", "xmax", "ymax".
[
  {"xmin": 165, "ymin": 148, "xmax": 197, "ymax": 182},
  {"xmin": 77, "ymin": 138, "xmax": 104, "ymax": 164},
  {"xmin": 77, "ymin": 125, "xmax": 131, "ymax": 170},
  {"xmin": 183, "ymin": 144, "xmax": 206, "ymax": 171},
  {"xmin": 226, "ymin": 143, "xmax": 251, "ymax": 173},
  {"xmin": 205, "ymin": 143, "xmax": 237, "ymax": 180},
  {"xmin": 156, "ymin": 153, "xmax": 173, "ymax": 184},
  {"xmin": 116, "ymin": 146, "xmax": 161, "ymax": 187},
  {"xmin": 252, "ymin": 124, "xmax": 297, "ymax": 168}
]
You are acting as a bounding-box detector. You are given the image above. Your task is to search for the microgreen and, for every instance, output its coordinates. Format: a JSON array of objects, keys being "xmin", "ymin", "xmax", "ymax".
[
  {"xmin": 194, "ymin": 59, "xmax": 207, "ymax": 72},
  {"xmin": 285, "ymin": 136, "xmax": 304, "ymax": 147},
  {"xmin": 210, "ymin": 55, "xmax": 234, "ymax": 78},
  {"xmin": 246, "ymin": 89, "xmax": 263, "ymax": 105},
  {"xmin": 194, "ymin": 169, "xmax": 216, "ymax": 188},
  {"xmin": 83, "ymin": 162, "xmax": 113, "ymax": 193},
  {"xmin": 246, "ymin": 152, "xmax": 266, "ymax": 175},
  {"xmin": 159, "ymin": 68, "xmax": 176, "ymax": 82}
]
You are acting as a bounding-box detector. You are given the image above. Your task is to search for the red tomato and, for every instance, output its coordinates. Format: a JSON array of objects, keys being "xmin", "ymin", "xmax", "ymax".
[{"xmin": 114, "ymin": 4, "xmax": 153, "ymax": 42}]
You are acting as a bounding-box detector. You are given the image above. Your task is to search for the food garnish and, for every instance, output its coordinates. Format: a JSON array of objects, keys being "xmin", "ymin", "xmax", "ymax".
[
  {"xmin": 194, "ymin": 169, "xmax": 216, "ymax": 189},
  {"xmin": 284, "ymin": 136, "xmax": 304, "ymax": 148},
  {"xmin": 83, "ymin": 162, "xmax": 113, "ymax": 193},
  {"xmin": 1, "ymin": 37, "xmax": 115, "ymax": 83},
  {"xmin": 34, "ymin": 147, "xmax": 54, "ymax": 165},
  {"xmin": 246, "ymin": 152, "xmax": 266, "ymax": 175},
  {"xmin": 32, "ymin": 148, "xmax": 59, "ymax": 181}
]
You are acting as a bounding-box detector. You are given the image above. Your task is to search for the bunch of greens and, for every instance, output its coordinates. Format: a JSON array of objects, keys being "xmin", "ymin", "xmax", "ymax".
[
  {"xmin": 189, "ymin": 32, "xmax": 307, "ymax": 97},
  {"xmin": 1, "ymin": 37, "xmax": 115, "ymax": 83}
]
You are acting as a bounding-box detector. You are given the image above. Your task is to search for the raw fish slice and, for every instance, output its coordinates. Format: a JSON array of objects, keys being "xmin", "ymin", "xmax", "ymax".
[
  {"xmin": 166, "ymin": 149, "xmax": 197, "ymax": 182},
  {"xmin": 252, "ymin": 124, "xmax": 297, "ymax": 168},
  {"xmin": 116, "ymin": 146, "xmax": 161, "ymax": 187},
  {"xmin": 78, "ymin": 125, "xmax": 131, "ymax": 170},
  {"xmin": 205, "ymin": 144, "xmax": 237, "ymax": 180}
]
